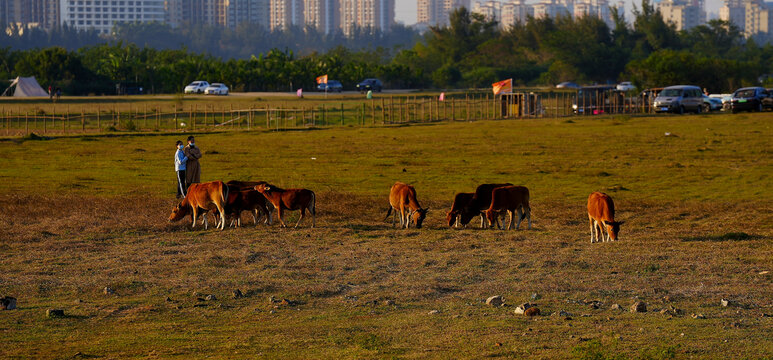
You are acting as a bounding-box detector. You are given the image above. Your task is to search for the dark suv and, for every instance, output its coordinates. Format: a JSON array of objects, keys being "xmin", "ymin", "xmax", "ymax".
[
  {"xmin": 356, "ymin": 78, "xmax": 382, "ymax": 93},
  {"xmin": 730, "ymin": 87, "xmax": 773, "ymax": 113}
]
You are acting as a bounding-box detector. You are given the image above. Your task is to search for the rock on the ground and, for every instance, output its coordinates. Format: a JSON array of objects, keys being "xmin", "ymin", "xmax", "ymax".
[
  {"xmin": 524, "ymin": 307, "xmax": 541, "ymax": 317},
  {"xmin": 630, "ymin": 301, "xmax": 647, "ymax": 313},
  {"xmin": 46, "ymin": 309, "xmax": 64, "ymax": 317},
  {"xmin": 384, "ymin": 299, "xmax": 395, "ymax": 306},
  {"xmin": 103, "ymin": 287, "xmax": 114, "ymax": 295},
  {"xmin": 692, "ymin": 313, "xmax": 706, "ymax": 319},
  {"xmin": 428, "ymin": 310, "xmax": 440, "ymax": 315},
  {"xmin": 721, "ymin": 298, "xmax": 732, "ymax": 307},
  {"xmin": 531, "ymin": 293, "xmax": 540, "ymax": 300},
  {"xmin": 205, "ymin": 294, "xmax": 217, "ymax": 301},
  {"xmin": 610, "ymin": 304, "xmax": 622, "ymax": 310},
  {"xmin": 1, "ymin": 297, "xmax": 17, "ymax": 310},
  {"xmin": 558, "ymin": 310, "xmax": 571, "ymax": 317},
  {"xmin": 486, "ymin": 296, "xmax": 504, "ymax": 307},
  {"xmin": 514, "ymin": 303, "xmax": 535, "ymax": 315},
  {"xmin": 232, "ymin": 289, "xmax": 244, "ymax": 299}
]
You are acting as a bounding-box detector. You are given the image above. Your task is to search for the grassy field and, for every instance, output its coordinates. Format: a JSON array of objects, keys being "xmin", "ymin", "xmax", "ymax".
[{"xmin": 0, "ymin": 111, "xmax": 771, "ymax": 359}]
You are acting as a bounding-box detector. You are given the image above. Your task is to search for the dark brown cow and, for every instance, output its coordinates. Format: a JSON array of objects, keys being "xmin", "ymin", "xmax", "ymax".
[
  {"xmin": 169, "ymin": 181, "xmax": 229, "ymax": 230},
  {"xmin": 254, "ymin": 183, "xmax": 316, "ymax": 228},
  {"xmin": 223, "ymin": 188, "xmax": 274, "ymax": 227},
  {"xmin": 459, "ymin": 183, "xmax": 513, "ymax": 228},
  {"xmin": 587, "ymin": 192, "xmax": 623, "ymax": 243},
  {"xmin": 484, "ymin": 185, "xmax": 531, "ymax": 230},
  {"xmin": 226, "ymin": 180, "xmax": 269, "ymax": 191},
  {"xmin": 446, "ymin": 192, "xmax": 473, "ymax": 228},
  {"xmin": 384, "ymin": 182, "xmax": 428, "ymax": 229}
]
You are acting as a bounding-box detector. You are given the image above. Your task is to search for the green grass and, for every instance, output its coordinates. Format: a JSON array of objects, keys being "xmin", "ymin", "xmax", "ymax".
[{"xmin": 0, "ymin": 112, "xmax": 771, "ymax": 359}]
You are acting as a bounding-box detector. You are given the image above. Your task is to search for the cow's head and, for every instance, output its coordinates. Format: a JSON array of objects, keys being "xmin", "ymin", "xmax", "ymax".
[
  {"xmin": 459, "ymin": 207, "xmax": 478, "ymax": 226},
  {"xmin": 446, "ymin": 210, "xmax": 458, "ymax": 227},
  {"xmin": 254, "ymin": 184, "xmax": 270, "ymax": 193},
  {"xmin": 603, "ymin": 220, "xmax": 624, "ymax": 240},
  {"xmin": 485, "ymin": 209, "xmax": 501, "ymax": 227},
  {"xmin": 412, "ymin": 208, "xmax": 429, "ymax": 229},
  {"xmin": 168, "ymin": 201, "xmax": 191, "ymax": 222}
]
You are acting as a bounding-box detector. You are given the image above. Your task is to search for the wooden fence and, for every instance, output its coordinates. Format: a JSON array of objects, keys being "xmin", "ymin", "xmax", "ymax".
[{"xmin": 0, "ymin": 92, "xmax": 663, "ymax": 137}]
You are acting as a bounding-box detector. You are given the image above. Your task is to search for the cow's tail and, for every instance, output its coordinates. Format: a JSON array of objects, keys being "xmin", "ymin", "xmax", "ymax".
[
  {"xmin": 221, "ymin": 182, "xmax": 230, "ymax": 217},
  {"xmin": 310, "ymin": 191, "xmax": 316, "ymax": 215},
  {"xmin": 383, "ymin": 206, "xmax": 392, "ymax": 222},
  {"xmin": 520, "ymin": 192, "xmax": 531, "ymax": 221}
]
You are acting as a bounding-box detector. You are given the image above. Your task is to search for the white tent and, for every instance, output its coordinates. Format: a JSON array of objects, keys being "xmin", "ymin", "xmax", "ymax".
[{"xmin": 3, "ymin": 76, "xmax": 49, "ymax": 97}]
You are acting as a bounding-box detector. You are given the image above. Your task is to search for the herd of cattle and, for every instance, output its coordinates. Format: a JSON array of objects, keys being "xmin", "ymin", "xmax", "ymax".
[{"xmin": 168, "ymin": 180, "xmax": 623, "ymax": 243}]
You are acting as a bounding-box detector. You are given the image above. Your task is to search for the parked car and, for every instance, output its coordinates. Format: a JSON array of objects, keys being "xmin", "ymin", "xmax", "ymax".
[
  {"xmin": 356, "ymin": 78, "xmax": 382, "ymax": 93},
  {"xmin": 556, "ymin": 81, "xmax": 580, "ymax": 89},
  {"xmin": 729, "ymin": 87, "xmax": 773, "ymax": 113},
  {"xmin": 317, "ymin": 80, "xmax": 343, "ymax": 92},
  {"xmin": 653, "ymin": 85, "xmax": 704, "ymax": 114},
  {"xmin": 204, "ymin": 83, "xmax": 229, "ymax": 95},
  {"xmin": 616, "ymin": 81, "xmax": 635, "ymax": 91},
  {"xmin": 572, "ymin": 85, "xmax": 625, "ymax": 115},
  {"xmin": 702, "ymin": 95, "xmax": 723, "ymax": 112},
  {"xmin": 184, "ymin": 81, "xmax": 210, "ymax": 94}
]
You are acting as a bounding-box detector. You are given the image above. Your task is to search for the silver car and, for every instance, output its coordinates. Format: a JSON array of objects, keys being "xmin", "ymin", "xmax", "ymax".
[{"xmin": 653, "ymin": 85, "xmax": 704, "ymax": 114}]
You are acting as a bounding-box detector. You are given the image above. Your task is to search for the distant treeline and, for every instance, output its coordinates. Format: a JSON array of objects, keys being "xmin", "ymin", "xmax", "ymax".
[{"xmin": 1, "ymin": 0, "xmax": 772, "ymax": 95}]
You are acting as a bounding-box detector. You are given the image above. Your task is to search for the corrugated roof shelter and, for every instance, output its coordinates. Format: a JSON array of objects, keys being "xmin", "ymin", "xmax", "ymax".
[{"xmin": 3, "ymin": 76, "xmax": 49, "ymax": 97}]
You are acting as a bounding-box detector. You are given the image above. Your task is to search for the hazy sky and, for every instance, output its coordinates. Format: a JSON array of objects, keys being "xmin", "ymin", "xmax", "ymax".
[{"xmin": 394, "ymin": 0, "xmax": 726, "ymax": 25}]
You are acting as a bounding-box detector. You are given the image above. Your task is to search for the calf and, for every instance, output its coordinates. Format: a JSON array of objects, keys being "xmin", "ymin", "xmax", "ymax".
[
  {"xmin": 459, "ymin": 183, "xmax": 513, "ymax": 228},
  {"xmin": 384, "ymin": 181, "xmax": 429, "ymax": 229},
  {"xmin": 168, "ymin": 181, "xmax": 229, "ymax": 230},
  {"xmin": 484, "ymin": 185, "xmax": 532, "ymax": 230},
  {"xmin": 587, "ymin": 192, "xmax": 623, "ymax": 243},
  {"xmin": 254, "ymin": 183, "xmax": 316, "ymax": 228},
  {"xmin": 223, "ymin": 188, "xmax": 274, "ymax": 227},
  {"xmin": 446, "ymin": 192, "xmax": 474, "ymax": 228}
]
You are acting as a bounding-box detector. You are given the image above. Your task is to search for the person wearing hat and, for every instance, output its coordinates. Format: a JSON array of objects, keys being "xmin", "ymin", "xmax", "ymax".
[
  {"xmin": 183, "ymin": 135, "xmax": 202, "ymax": 186},
  {"xmin": 174, "ymin": 140, "xmax": 188, "ymax": 198}
]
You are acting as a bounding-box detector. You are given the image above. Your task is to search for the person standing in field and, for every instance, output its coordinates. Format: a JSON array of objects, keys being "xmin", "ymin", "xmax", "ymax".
[
  {"xmin": 174, "ymin": 140, "xmax": 188, "ymax": 198},
  {"xmin": 184, "ymin": 135, "xmax": 202, "ymax": 186}
]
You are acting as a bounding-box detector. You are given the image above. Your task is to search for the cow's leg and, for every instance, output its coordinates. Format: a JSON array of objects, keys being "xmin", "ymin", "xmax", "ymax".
[
  {"xmin": 252, "ymin": 209, "xmax": 259, "ymax": 225},
  {"xmin": 277, "ymin": 207, "xmax": 287, "ymax": 228},
  {"xmin": 589, "ymin": 215, "xmax": 595, "ymax": 243},
  {"xmin": 295, "ymin": 208, "xmax": 306, "ymax": 228},
  {"xmin": 309, "ymin": 197, "xmax": 316, "ymax": 228},
  {"xmin": 480, "ymin": 213, "xmax": 486, "ymax": 228},
  {"xmin": 191, "ymin": 207, "xmax": 198, "ymax": 230},
  {"xmin": 390, "ymin": 207, "xmax": 397, "ymax": 228},
  {"xmin": 454, "ymin": 215, "xmax": 460, "ymax": 228},
  {"xmin": 512, "ymin": 208, "xmax": 520, "ymax": 230},
  {"xmin": 526, "ymin": 206, "xmax": 532, "ymax": 229}
]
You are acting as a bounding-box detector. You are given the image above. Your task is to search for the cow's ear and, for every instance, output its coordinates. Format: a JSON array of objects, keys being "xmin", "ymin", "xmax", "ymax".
[{"xmin": 616, "ymin": 221, "xmax": 625, "ymax": 226}]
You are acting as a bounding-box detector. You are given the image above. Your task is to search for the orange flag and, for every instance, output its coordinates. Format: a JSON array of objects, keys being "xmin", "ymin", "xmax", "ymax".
[
  {"xmin": 316, "ymin": 75, "xmax": 328, "ymax": 84},
  {"xmin": 492, "ymin": 78, "xmax": 513, "ymax": 95}
]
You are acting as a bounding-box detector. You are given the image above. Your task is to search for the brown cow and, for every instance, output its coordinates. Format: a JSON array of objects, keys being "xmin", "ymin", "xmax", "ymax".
[
  {"xmin": 222, "ymin": 188, "xmax": 274, "ymax": 227},
  {"xmin": 169, "ymin": 181, "xmax": 229, "ymax": 230},
  {"xmin": 446, "ymin": 192, "xmax": 474, "ymax": 228},
  {"xmin": 254, "ymin": 183, "xmax": 316, "ymax": 228},
  {"xmin": 226, "ymin": 180, "xmax": 268, "ymax": 191},
  {"xmin": 587, "ymin": 192, "xmax": 623, "ymax": 243},
  {"xmin": 384, "ymin": 182, "xmax": 429, "ymax": 229},
  {"xmin": 459, "ymin": 183, "xmax": 513, "ymax": 228},
  {"xmin": 484, "ymin": 185, "xmax": 532, "ymax": 230}
]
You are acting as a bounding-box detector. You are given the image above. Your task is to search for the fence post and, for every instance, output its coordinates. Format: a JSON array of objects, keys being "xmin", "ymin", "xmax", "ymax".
[
  {"xmin": 248, "ymin": 108, "xmax": 252, "ymax": 130},
  {"xmin": 81, "ymin": 108, "xmax": 85, "ymax": 132},
  {"xmin": 340, "ymin": 103, "xmax": 344, "ymax": 126},
  {"xmin": 371, "ymin": 99, "xmax": 375, "ymax": 125},
  {"xmin": 97, "ymin": 106, "xmax": 101, "ymax": 132},
  {"xmin": 399, "ymin": 98, "xmax": 404, "ymax": 123},
  {"xmin": 25, "ymin": 111, "xmax": 28, "ymax": 135},
  {"xmin": 381, "ymin": 98, "xmax": 385, "ymax": 124},
  {"xmin": 156, "ymin": 107, "xmax": 160, "ymax": 130},
  {"xmin": 322, "ymin": 104, "xmax": 326, "ymax": 126},
  {"xmin": 266, "ymin": 106, "xmax": 269, "ymax": 129}
]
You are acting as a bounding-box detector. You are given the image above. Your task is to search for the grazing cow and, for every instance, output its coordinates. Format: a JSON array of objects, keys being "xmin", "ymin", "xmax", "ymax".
[
  {"xmin": 459, "ymin": 183, "xmax": 513, "ymax": 228},
  {"xmin": 384, "ymin": 182, "xmax": 429, "ymax": 229},
  {"xmin": 226, "ymin": 180, "xmax": 268, "ymax": 191},
  {"xmin": 168, "ymin": 181, "xmax": 229, "ymax": 230},
  {"xmin": 222, "ymin": 188, "xmax": 274, "ymax": 227},
  {"xmin": 254, "ymin": 183, "xmax": 316, "ymax": 228},
  {"xmin": 446, "ymin": 192, "xmax": 474, "ymax": 228},
  {"xmin": 587, "ymin": 192, "xmax": 623, "ymax": 243},
  {"xmin": 484, "ymin": 185, "xmax": 532, "ymax": 230}
]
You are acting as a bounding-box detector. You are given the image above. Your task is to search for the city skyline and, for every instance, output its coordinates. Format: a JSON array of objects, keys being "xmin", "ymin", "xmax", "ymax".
[{"xmin": 395, "ymin": 0, "xmax": 726, "ymax": 25}]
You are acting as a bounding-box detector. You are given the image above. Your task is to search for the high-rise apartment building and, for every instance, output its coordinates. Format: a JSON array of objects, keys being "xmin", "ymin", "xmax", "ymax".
[
  {"xmin": 471, "ymin": 0, "xmax": 500, "ymax": 21},
  {"xmin": 719, "ymin": 0, "xmax": 746, "ymax": 31},
  {"xmin": 417, "ymin": 0, "xmax": 469, "ymax": 27},
  {"xmin": 60, "ymin": 0, "xmax": 165, "ymax": 33},
  {"xmin": 532, "ymin": 0, "xmax": 570, "ymax": 19},
  {"xmin": 501, "ymin": 0, "xmax": 533, "ymax": 28},
  {"xmin": 304, "ymin": 0, "xmax": 338, "ymax": 33},
  {"xmin": 223, "ymin": 0, "xmax": 269, "ymax": 29},
  {"xmin": 340, "ymin": 0, "xmax": 393, "ymax": 35},
  {"xmin": 742, "ymin": 0, "xmax": 772, "ymax": 40},
  {"xmin": 165, "ymin": 0, "xmax": 218, "ymax": 27},
  {"xmin": 270, "ymin": 0, "xmax": 303, "ymax": 30},
  {"xmin": 1, "ymin": 0, "xmax": 60, "ymax": 30},
  {"xmin": 657, "ymin": 0, "xmax": 705, "ymax": 31}
]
